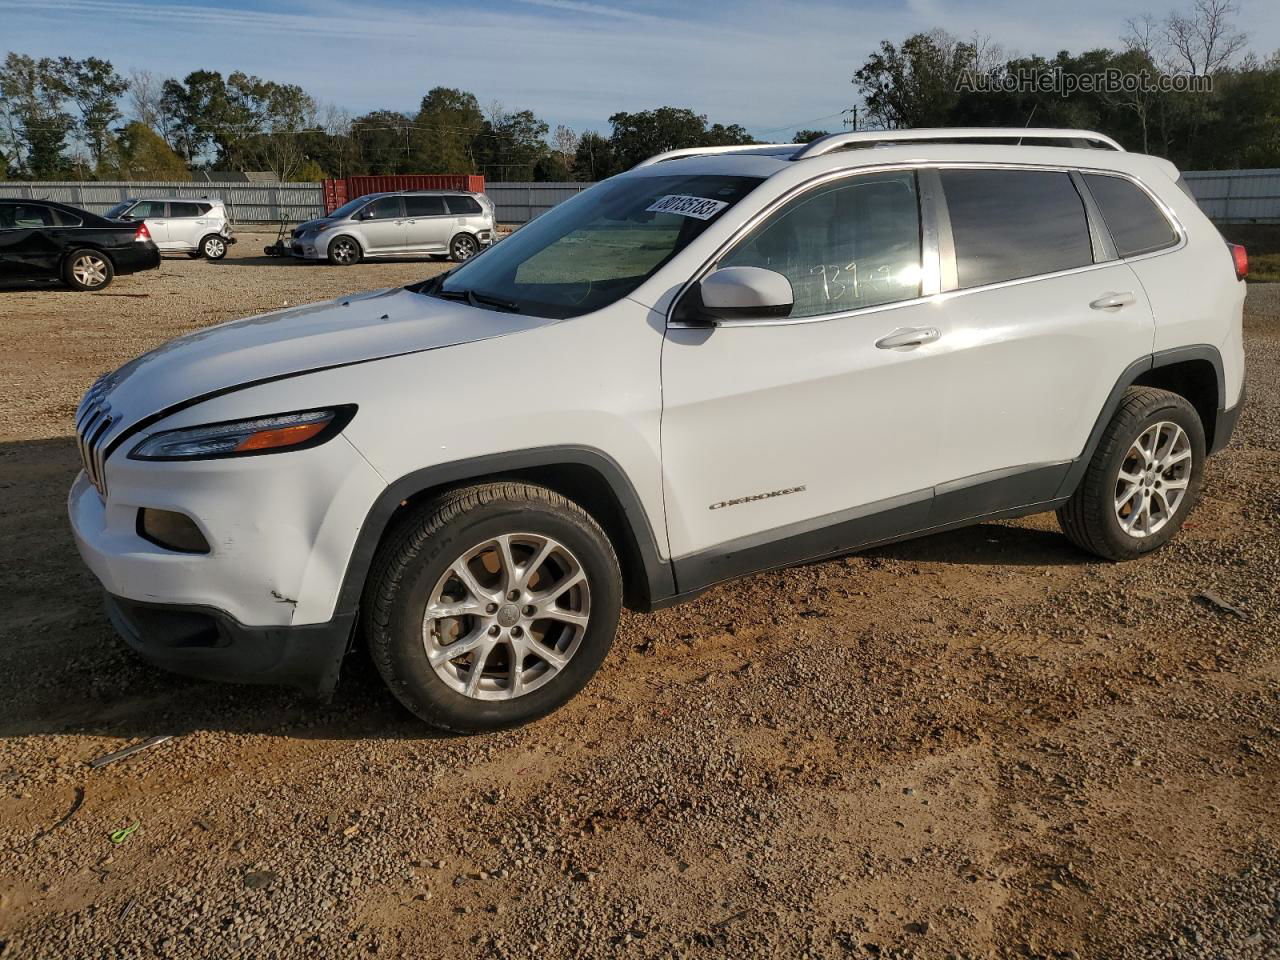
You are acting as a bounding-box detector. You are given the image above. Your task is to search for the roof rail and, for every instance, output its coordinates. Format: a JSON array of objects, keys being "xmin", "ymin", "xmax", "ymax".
[
  {"xmin": 633, "ymin": 143, "xmax": 794, "ymax": 169},
  {"xmin": 792, "ymin": 128, "xmax": 1124, "ymax": 160}
]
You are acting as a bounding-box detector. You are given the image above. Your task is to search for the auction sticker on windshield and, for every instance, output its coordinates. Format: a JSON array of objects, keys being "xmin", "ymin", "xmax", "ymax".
[{"xmin": 645, "ymin": 195, "xmax": 730, "ymax": 220}]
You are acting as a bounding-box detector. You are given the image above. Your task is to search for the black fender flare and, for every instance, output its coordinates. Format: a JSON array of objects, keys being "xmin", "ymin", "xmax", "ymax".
[
  {"xmin": 334, "ymin": 446, "xmax": 676, "ymax": 617},
  {"xmin": 1053, "ymin": 344, "xmax": 1226, "ymax": 499}
]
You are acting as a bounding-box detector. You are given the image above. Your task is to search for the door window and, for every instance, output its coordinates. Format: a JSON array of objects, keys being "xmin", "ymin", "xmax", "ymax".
[
  {"xmin": 169, "ymin": 201, "xmax": 203, "ymax": 218},
  {"xmin": 3, "ymin": 204, "xmax": 56, "ymax": 228},
  {"xmin": 1082, "ymin": 173, "xmax": 1178, "ymax": 257},
  {"xmin": 446, "ymin": 196, "xmax": 483, "ymax": 215},
  {"xmin": 718, "ymin": 171, "xmax": 923, "ymax": 317},
  {"xmin": 405, "ymin": 196, "xmax": 447, "ymax": 217},
  {"xmin": 362, "ymin": 197, "xmax": 402, "ymax": 220},
  {"xmin": 51, "ymin": 208, "xmax": 83, "ymax": 226},
  {"xmin": 128, "ymin": 201, "xmax": 168, "ymax": 218},
  {"xmin": 939, "ymin": 169, "xmax": 1094, "ymax": 288}
]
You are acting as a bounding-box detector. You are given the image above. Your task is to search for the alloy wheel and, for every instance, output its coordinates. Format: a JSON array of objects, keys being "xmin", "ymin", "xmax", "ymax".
[
  {"xmin": 72, "ymin": 254, "xmax": 108, "ymax": 288},
  {"xmin": 453, "ymin": 236, "xmax": 477, "ymax": 260},
  {"xmin": 204, "ymin": 237, "xmax": 226, "ymax": 258},
  {"xmin": 332, "ymin": 239, "xmax": 358, "ymax": 264},
  {"xmin": 1114, "ymin": 420, "xmax": 1192, "ymax": 538},
  {"xmin": 422, "ymin": 533, "xmax": 590, "ymax": 700}
]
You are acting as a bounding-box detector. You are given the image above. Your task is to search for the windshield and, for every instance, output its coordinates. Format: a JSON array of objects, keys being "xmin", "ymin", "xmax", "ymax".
[
  {"xmin": 433, "ymin": 174, "xmax": 762, "ymax": 319},
  {"xmin": 105, "ymin": 201, "xmax": 132, "ymax": 218},
  {"xmin": 328, "ymin": 196, "xmax": 372, "ymax": 220}
]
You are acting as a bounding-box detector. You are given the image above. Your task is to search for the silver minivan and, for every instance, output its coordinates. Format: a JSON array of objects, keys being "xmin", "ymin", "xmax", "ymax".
[{"xmin": 291, "ymin": 190, "xmax": 496, "ymax": 265}]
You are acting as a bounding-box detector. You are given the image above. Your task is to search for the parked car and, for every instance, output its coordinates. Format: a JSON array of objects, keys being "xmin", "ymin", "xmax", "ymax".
[
  {"xmin": 289, "ymin": 190, "xmax": 495, "ymax": 265},
  {"xmin": 69, "ymin": 128, "xmax": 1246, "ymax": 732},
  {"xmin": 0, "ymin": 198, "xmax": 160, "ymax": 291},
  {"xmin": 104, "ymin": 197, "xmax": 236, "ymax": 259}
]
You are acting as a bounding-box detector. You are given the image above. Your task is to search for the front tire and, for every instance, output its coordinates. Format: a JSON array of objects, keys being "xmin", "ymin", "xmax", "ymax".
[
  {"xmin": 200, "ymin": 234, "xmax": 228, "ymax": 259},
  {"xmin": 364, "ymin": 482, "xmax": 622, "ymax": 732},
  {"xmin": 1057, "ymin": 387, "xmax": 1205, "ymax": 560},
  {"xmin": 327, "ymin": 236, "xmax": 361, "ymax": 266},
  {"xmin": 63, "ymin": 249, "xmax": 114, "ymax": 291}
]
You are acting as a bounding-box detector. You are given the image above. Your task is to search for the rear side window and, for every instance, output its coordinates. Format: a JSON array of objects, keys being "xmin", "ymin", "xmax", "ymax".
[
  {"xmin": 1083, "ymin": 174, "xmax": 1178, "ymax": 257},
  {"xmin": 719, "ymin": 170, "xmax": 922, "ymax": 316},
  {"xmin": 405, "ymin": 196, "xmax": 446, "ymax": 217},
  {"xmin": 169, "ymin": 201, "xmax": 203, "ymax": 217},
  {"xmin": 52, "ymin": 208, "xmax": 83, "ymax": 226},
  {"xmin": 940, "ymin": 169, "xmax": 1094, "ymax": 288},
  {"xmin": 446, "ymin": 195, "xmax": 483, "ymax": 216}
]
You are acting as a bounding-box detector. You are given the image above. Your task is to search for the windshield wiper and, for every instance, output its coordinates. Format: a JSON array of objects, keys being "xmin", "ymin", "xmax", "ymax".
[{"xmin": 432, "ymin": 287, "xmax": 521, "ymax": 313}]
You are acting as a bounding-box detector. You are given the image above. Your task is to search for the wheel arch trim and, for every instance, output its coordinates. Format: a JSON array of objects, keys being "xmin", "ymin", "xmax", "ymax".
[
  {"xmin": 1054, "ymin": 344, "xmax": 1225, "ymax": 499},
  {"xmin": 334, "ymin": 446, "xmax": 675, "ymax": 617}
]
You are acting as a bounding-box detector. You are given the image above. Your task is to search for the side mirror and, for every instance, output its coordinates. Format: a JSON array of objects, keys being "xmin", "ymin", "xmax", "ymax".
[{"xmin": 699, "ymin": 267, "xmax": 794, "ymax": 323}]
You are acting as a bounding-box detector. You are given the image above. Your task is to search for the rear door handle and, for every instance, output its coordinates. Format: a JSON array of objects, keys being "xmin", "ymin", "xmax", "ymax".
[
  {"xmin": 1090, "ymin": 291, "xmax": 1136, "ymax": 310},
  {"xmin": 875, "ymin": 327, "xmax": 941, "ymax": 349}
]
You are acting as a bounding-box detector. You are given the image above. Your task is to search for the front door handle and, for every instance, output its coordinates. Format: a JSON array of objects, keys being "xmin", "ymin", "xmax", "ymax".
[
  {"xmin": 875, "ymin": 326, "xmax": 941, "ymax": 349},
  {"xmin": 1090, "ymin": 291, "xmax": 1136, "ymax": 310}
]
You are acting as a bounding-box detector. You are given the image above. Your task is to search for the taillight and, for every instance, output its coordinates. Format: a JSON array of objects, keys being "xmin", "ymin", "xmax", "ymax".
[
  {"xmin": 1228, "ymin": 242, "xmax": 1248, "ymax": 280},
  {"xmin": 134, "ymin": 222, "xmax": 151, "ymax": 243}
]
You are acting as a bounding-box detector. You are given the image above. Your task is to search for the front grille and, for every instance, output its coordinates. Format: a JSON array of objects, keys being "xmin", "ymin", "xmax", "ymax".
[{"xmin": 76, "ymin": 376, "xmax": 116, "ymax": 497}]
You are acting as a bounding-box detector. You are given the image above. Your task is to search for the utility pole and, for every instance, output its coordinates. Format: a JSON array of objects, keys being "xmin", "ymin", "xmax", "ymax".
[{"xmin": 841, "ymin": 107, "xmax": 858, "ymax": 131}]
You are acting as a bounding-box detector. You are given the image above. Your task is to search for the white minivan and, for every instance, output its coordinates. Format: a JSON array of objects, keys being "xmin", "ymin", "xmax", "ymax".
[
  {"xmin": 106, "ymin": 197, "xmax": 236, "ymax": 259},
  {"xmin": 70, "ymin": 128, "xmax": 1246, "ymax": 732}
]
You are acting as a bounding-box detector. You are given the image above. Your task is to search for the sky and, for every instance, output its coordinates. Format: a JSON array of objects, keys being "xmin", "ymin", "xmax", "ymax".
[{"xmin": 3, "ymin": 0, "xmax": 1280, "ymax": 139}]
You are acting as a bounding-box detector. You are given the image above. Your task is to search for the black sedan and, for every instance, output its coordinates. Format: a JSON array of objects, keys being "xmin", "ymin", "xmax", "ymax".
[{"xmin": 0, "ymin": 199, "xmax": 161, "ymax": 291}]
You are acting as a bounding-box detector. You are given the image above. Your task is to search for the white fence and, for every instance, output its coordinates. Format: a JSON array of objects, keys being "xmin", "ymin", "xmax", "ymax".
[
  {"xmin": 4, "ymin": 170, "xmax": 1278, "ymax": 223},
  {"xmin": 0, "ymin": 179, "xmax": 593, "ymax": 225}
]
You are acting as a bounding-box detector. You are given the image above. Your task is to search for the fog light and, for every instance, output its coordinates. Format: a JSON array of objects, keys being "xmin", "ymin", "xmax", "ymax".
[{"xmin": 138, "ymin": 508, "xmax": 210, "ymax": 554}]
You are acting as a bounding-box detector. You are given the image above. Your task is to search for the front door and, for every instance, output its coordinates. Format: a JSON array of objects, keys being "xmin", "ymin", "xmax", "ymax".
[
  {"xmin": 660, "ymin": 170, "xmax": 948, "ymax": 588},
  {"xmin": 127, "ymin": 200, "xmax": 170, "ymax": 248},
  {"xmin": 358, "ymin": 196, "xmax": 406, "ymax": 255}
]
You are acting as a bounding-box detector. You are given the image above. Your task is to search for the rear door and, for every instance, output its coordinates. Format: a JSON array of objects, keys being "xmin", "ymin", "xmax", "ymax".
[
  {"xmin": 403, "ymin": 195, "xmax": 450, "ymax": 253},
  {"xmin": 166, "ymin": 200, "xmax": 207, "ymax": 250},
  {"xmin": 925, "ymin": 167, "xmax": 1156, "ymax": 521},
  {"xmin": 358, "ymin": 196, "xmax": 406, "ymax": 254}
]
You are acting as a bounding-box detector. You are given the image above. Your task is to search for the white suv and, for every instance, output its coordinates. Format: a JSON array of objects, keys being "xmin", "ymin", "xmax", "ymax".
[
  {"xmin": 105, "ymin": 197, "xmax": 236, "ymax": 259},
  {"xmin": 70, "ymin": 128, "xmax": 1247, "ymax": 732}
]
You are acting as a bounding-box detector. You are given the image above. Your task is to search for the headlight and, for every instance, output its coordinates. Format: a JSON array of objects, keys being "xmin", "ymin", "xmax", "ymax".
[{"xmin": 129, "ymin": 407, "xmax": 355, "ymax": 461}]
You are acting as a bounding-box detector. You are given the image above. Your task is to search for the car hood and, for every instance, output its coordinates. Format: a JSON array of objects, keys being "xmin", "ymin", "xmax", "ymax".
[
  {"xmin": 293, "ymin": 218, "xmax": 333, "ymax": 235},
  {"xmin": 87, "ymin": 287, "xmax": 551, "ymax": 437}
]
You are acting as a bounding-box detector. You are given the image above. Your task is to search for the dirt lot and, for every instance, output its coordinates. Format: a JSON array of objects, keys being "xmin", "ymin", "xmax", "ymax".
[{"xmin": 1, "ymin": 234, "xmax": 1277, "ymax": 959}]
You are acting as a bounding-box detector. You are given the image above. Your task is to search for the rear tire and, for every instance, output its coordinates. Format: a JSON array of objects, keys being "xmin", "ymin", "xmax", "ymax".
[
  {"xmin": 363, "ymin": 482, "xmax": 622, "ymax": 732},
  {"xmin": 63, "ymin": 249, "xmax": 114, "ymax": 291},
  {"xmin": 200, "ymin": 234, "xmax": 228, "ymax": 260},
  {"xmin": 327, "ymin": 236, "xmax": 361, "ymax": 266},
  {"xmin": 449, "ymin": 233, "xmax": 479, "ymax": 262},
  {"xmin": 1057, "ymin": 387, "xmax": 1205, "ymax": 560}
]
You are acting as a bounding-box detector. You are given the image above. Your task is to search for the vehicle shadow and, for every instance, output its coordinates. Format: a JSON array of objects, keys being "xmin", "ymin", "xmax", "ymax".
[{"xmin": 0, "ymin": 435, "xmax": 1086, "ymax": 746}]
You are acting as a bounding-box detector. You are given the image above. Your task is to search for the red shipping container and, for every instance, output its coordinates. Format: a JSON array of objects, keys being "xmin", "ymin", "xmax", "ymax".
[{"xmin": 323, "ymin": 174, "xmax": 486, "ymax": 213}]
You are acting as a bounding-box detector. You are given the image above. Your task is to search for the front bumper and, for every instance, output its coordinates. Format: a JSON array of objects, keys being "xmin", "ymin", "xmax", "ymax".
[{"xmin": 106, "ymin": 594, "xmax": 353, "ymax": 696}]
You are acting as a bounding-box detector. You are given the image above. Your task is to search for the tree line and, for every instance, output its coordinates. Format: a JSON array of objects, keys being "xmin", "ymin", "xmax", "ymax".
[{"xmin": 1, "ymin": 0, "xmax": 1276, "ymax": 183}]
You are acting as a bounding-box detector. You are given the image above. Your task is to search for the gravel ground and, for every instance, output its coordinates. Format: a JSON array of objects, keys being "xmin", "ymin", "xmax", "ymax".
[{"xmin": 0, "ymin": 237, "xmax": 1277, "ymax": 959}]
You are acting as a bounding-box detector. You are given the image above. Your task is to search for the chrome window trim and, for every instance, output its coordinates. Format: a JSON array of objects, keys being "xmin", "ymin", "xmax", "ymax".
[{"xmin": 666, "ymin": 160, "xmax": 1186, "ymax": 330}]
